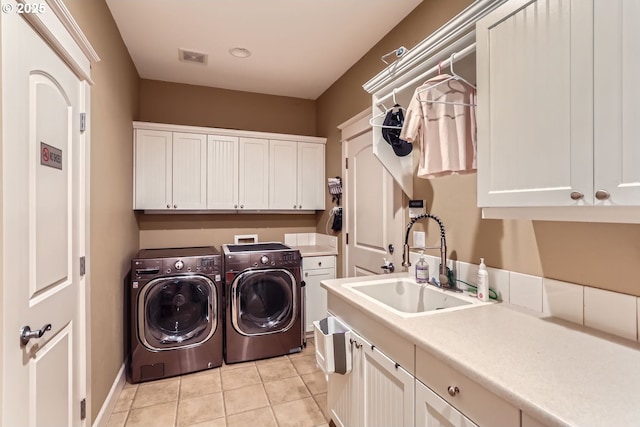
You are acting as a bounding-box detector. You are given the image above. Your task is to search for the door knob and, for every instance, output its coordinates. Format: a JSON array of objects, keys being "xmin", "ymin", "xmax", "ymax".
[{"xmin": 20, "ymin": 324, "xmax": 52, "ymax": 345}]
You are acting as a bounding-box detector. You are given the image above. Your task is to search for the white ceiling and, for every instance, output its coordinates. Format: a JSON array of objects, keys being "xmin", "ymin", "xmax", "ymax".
[{"xmin": 105, "ymin": 0, "xmax": 423, "ymax": 100}]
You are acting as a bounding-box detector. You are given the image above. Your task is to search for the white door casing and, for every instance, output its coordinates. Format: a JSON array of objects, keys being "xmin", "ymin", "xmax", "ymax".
[
  {"xmin": 340, "ymin": 111, "xmax": 403, "ymax": 277},
  {"xmin": 2, "ymin": 2, "xmax": 98, "ymax": 426}
]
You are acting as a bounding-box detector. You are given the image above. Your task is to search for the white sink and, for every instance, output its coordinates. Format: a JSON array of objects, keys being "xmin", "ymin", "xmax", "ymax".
[{"xmin": 343, "ymin": 277, "xmax": 490, "ymax": 317}]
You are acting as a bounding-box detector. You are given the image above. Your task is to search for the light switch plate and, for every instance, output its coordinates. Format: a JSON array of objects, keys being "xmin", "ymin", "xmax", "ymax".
[{"xmin": 413, "ymin": 231, "xmax": 425, "ymax": 248}]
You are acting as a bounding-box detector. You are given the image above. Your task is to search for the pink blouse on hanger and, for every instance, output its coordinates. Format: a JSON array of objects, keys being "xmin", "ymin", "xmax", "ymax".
[{"xmin": 400, "ymin": 74, "xmax": 477, "ymax": 179}]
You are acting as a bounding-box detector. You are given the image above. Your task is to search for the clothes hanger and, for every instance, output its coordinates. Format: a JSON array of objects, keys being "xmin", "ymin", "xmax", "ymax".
[
  {"xmin": 415, "ymin": 52, "xmax": 477, "ymax": 107},
  {"xmin": 369, "ymin": 89, "xmax": 405, "ymax": 129}
]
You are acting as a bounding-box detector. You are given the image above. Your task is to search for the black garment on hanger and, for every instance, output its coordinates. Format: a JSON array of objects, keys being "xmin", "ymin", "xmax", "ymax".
[{"xmin": 382, "ymin": 104, "xmax": 413, "ymax": 157}]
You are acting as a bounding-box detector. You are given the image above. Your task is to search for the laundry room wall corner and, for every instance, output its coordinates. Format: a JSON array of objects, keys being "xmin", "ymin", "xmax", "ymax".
[{"xmin": 62, "ymin": 0, "xmax": 141, "ymax": 423}]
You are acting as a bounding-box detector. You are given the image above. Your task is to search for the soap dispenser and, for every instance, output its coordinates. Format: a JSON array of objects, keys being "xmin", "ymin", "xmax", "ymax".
[
  {"xmin": 415, "ymin": 251, "xmax": 429, "ymax": 284},
  {"xmin": 477, "ymin": 258, "xmax": 489, "ymax": 302}
]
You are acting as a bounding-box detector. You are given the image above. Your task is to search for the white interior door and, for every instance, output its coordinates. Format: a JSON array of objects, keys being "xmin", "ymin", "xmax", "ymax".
[
  {"xmin": 342, "ymin": 112, "xmax": 403, "ymax": 277},
  {"xmin": 3, "ymin": 12, "xmax": 85, "ymax": 427}
]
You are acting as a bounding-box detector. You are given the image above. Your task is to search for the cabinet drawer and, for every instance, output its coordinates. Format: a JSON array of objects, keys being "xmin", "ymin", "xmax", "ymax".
[
  {"xmin": 303, "ymin": 255, "xmax": 335, "ymax": 270},
  {"xmin": 416, "ymin": 347, "xmax": 519, "ymax": 427}
]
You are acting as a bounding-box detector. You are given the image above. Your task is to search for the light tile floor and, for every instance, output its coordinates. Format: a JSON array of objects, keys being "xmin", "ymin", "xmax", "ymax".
[{"xmin": 106, "ymin": 340, "xmax": 330, "ymax": 427}]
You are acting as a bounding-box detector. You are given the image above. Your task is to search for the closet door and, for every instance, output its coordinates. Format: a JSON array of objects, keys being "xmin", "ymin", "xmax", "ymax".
[
  {"xmin": 593, "ymin": 0, "xmax": 640, "ymax": 205},
  {"xmin": 476, "ymin": 0, "xmax": 593, "ymax": 207}
]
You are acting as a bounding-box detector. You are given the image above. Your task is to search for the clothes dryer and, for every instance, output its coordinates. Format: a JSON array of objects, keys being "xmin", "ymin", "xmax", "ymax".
[
  {"xmin": 127, "ymin": 247, "xmax": 223, "ymax": 383},
  {"xmin": 222, "ymin": 243, "xmax": 305, "ymax": 363}
]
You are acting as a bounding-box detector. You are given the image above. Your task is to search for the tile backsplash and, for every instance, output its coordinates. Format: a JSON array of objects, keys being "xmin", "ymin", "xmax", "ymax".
[{"xmin": 408, "ymin": 252, "xmax": 640, "ymax": 343}]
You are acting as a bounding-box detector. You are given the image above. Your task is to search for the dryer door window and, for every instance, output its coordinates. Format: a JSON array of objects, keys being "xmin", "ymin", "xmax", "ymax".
[
  {"xmin": 139, "ymin": 275, "xmax": 217, "ymax": 350},
  {"xmin": 231, "ymin": 269, "xmax": 297, "ymax": 336}
]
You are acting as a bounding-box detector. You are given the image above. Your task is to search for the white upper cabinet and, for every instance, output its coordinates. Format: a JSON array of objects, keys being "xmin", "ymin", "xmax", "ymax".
[
  {"xmin": 476, "ymin": 0, "xmax": 593, "ymax": 207},
  {"xmin": 134, "ymin": 129, "xmax": 172, "ymax": 210},
  {"xmin": 477, "ymin": 0, "xmax": 640, "ymax": 219},
  {"xmin": 269, "ymin": 140, "xmax": 326, "ymax": 210},
  {"xmin": 207, "ymin": 135, "xmax": 239, "ymax": 210},
  {"xmin": 297, "ymin": 142, "xmax": 326, "ymax": 210},
  {"xmin": 238, "ymin": 137, "xmax": 270, "ymax": 210},
  {"xmin": 172, "ymin": 132, "xmax": 207, "ymax": 209},
  {"xmin": 133, "ymin": 122, "xmax": 326, "ymax": 212},
  {"xmin": 134, "ymin": 129, "xmax": 206, "ymax": 210},
  {"xmin": 269, "ymin": 140, "xmax": 298, "ymax": 209},
  {"xmin": 593, "ymin": 0, "xmax": 640, "ymax": 205}
]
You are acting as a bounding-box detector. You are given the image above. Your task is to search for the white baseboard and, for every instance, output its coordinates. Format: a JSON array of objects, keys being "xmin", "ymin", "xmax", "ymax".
[{"xmin": 92, "ymin": 364, "xmax": 125, "ymax": 427}]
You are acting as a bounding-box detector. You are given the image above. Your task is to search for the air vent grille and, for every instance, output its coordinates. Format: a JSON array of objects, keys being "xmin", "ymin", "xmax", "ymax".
[{"xmin": 179, "ymin": 49, "xmax": 207, "ymax": 65}]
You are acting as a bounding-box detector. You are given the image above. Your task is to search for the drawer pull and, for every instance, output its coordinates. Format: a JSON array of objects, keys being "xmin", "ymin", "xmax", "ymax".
[{"xmin": 447, "ymin": 386, "xmax": 460, "ymax": 397}]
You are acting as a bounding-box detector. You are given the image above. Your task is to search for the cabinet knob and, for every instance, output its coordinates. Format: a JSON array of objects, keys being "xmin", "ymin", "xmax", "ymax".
[
  {"xmin": 305, "ymin": 272, "xmax": 308, "ymax": 277},
  {"xmin": 570, "ymin": 191, "xmax": 584, "ymax": 200},
  {"xmin": 447, "ymin": 386, "xmax": 460, "ymax": 397},
  {"xmin": 294, "ymin": 205, "xmax": 297, "ymax": 209},
  {"xmin": 298, "ymin": 205, "xmax": 302, "ymax": 209},
  {"xmin": 173, "ymin": 204, "xmax": 177, "ymax": 209},
  {"xmin": 240, "ymin": 205, "xmax": 244, "ymax": 209},
  {"xmin": 234, "ymin": 205, "xmax": 238, "ymax": 209},
  {"xmin": 166, "ymin": 204, "xmax": 171, "ymax": 209},
  {"xmin": 595, "ymin": 190, "xmax": 610, "ymax": 200},
  {"xmin": 318, "ymin": 262, "xmax": 322, "ymax": 267}
]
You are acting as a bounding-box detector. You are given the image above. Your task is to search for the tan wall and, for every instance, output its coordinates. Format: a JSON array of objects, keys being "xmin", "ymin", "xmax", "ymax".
[
  {"xmin": 317, "ymin": 0, "xmax": 640, "ymax": 296},
  {"xmin": 139, "ymin": 79, "xmax": 316, "ymax": 135},
  {"xmin": 316, "ymin": 0, "xmax": 476, "ymax": 277},
  {"xmin": 138, "ymin": 213, "xmax": 317, "ymax": 249},
  {"xmin": 62, "ymin": 0, "xmax": 140, "ymax": 422},
  {"xmin": 137, "ymin": 80, "xmax": 320, "ymax": 247}
]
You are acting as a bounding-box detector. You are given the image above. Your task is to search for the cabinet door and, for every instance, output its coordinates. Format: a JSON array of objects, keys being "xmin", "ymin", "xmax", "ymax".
[
  {"xmin": 329, "ymin": 331, "xmax": 365, "ymax": 427},
  {"xmin": 416, "ymin": 380, "xmax": 478, "ymax": 427},
  {"xmin": 172, "ymin": 132, "xmax": 207, "ymax": 209},
  {"xmin": 593, "ymin": 0, "xmax": 640, "ymax": 205},
  {"xmin": 238, "ymin": 137, "xmax": 269, "ymax": 210},
  {"xmin": 303, "ymin": 258, "xmax": 336, "ymax": 333},
  {"xmin": 207, "ymin": 135, "xmax": 239, "ymax": 209},
  {"xmin": 298, "ymin": 142, "xmax": 325, "ymax": 210},
  {"xmin": 269, "ymin": 139, "xmax": 298, "ymax": 209},
  {"xmin": 134, "ymin": 129, "xmax": 172, "ymax": 209},
  {"xmin": 362, "ymin": 340, "xmax": 414, "ymax": 427},
  {"xmin": 476, "ymin": 0, "xmax": 593, "ymax": 207}
]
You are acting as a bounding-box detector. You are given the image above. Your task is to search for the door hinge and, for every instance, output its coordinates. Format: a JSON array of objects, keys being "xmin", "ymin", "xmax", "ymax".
[
  {"xmin": 80, "ymin": 256, "xmax": 86, "ymax": 276},
  {"xmin": 80, "ymin": 398, "xmax": 86, "ymax": 420},
  {"xmin": 346, "ymin": 233, "xmax": 349, "ymax": 245},
  {"xmin": 345, "ymin": 157, "xmax": 348, "ymax": 169},
  {"xmin": 80, "ymin": 113, "xmax": 86, "ymax": 133}
]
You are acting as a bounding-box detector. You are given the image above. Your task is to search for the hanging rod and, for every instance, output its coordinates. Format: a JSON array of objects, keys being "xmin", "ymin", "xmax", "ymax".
[{"xmin": 375, "ymin": 42, "xmax": 476, "ymax": 108}]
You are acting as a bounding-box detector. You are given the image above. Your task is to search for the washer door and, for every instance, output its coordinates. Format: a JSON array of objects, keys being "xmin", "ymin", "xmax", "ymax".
[
  {"xmin": 231, "ymin": 269, "xmax": 297, "ymax": 336},
  {"xmin": 138, "ymin": 275, "xmax": 217, "ymax": 350}
]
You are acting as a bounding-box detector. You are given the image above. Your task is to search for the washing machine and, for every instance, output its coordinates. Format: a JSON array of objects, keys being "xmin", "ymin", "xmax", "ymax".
[
  {"xmin": 222, "ymin": 242, "xmax": 305, "ymax": 363},
  {"xmin": 127, "ymin": 246, "xmax": 223, "ymax": 383}
]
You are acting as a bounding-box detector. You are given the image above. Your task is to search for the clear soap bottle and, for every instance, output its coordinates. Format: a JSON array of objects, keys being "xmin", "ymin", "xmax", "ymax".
[{"xmin": 415, "ymin": 251, "xmax": 429, "ymax": 284}]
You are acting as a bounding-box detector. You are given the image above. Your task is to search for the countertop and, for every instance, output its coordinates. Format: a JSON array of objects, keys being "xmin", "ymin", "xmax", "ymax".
[
  {"xmin": 321, "ymin": 273, "xmax": 640, "ymax": 427},
  {"xmin": 293, "ymin": 245, "xmax": 338, "ymax": 257}
]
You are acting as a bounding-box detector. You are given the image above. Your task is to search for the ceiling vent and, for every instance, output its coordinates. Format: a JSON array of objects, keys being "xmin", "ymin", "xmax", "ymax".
[{"xmin": 178, "ymin": 49, "xmax": 208, "ymax": 65}]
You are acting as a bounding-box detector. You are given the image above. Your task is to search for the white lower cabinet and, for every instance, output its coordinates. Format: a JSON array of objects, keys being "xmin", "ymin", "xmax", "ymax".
[
  {"xmin": 416, "ymin": 347, "xmax": 519, "ymax": 427},
  {"xmin": 328, "ymin": 327, "xmax": 414, "ymax": 427},
  {"xmin": 416, "ymin": 379, "xmax": 477, "ymax": 427},
  {"xmin": 303, "ymin": 256, "xmax": 336, "ymax": 333}
]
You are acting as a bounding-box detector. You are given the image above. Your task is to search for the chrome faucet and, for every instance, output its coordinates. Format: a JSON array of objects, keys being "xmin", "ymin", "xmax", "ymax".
[{"xmin": 402, "ymin": 213, "xmax": 457, "ymax": 290}]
